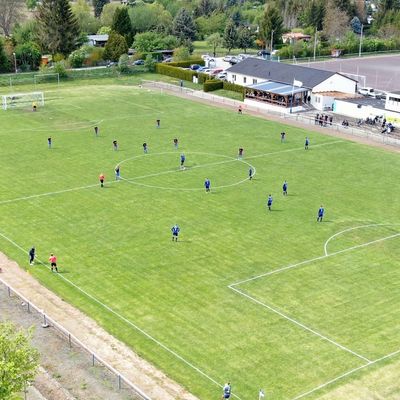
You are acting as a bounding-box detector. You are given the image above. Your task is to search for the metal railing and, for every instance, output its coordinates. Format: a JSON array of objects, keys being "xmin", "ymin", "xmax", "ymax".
[
  {"xmin": 142, "ymin": 80, "xmax": 400, "ymax": 148},
  {"xmin": 0, "ymin": 277, "xmax": 152, "ymax": 400}
]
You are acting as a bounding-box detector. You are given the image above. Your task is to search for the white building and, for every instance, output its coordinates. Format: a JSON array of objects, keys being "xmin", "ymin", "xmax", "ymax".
[
  {"xmin": 386, "ymin": 91, "xmax": 400, "ymax": 113},
  {"xmin": 226, "ymin": 58, "xmax": 357, "ymax": 113}
]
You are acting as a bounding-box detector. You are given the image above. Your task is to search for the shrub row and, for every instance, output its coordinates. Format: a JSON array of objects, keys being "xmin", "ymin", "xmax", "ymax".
[
  {"xmin": 155, "ymin": 63, "xmax": 197, "ymax": 81},
  {"xmin": 223, "ymin": 81, "xmax": 245, "ymax": 94},
  {"xmin": 168, "ymin": 59, "xmax": 204, "ymax": 68},
  {"xmin": 203, "ymin": 80, "xmax": 223, "ymax": 92}
]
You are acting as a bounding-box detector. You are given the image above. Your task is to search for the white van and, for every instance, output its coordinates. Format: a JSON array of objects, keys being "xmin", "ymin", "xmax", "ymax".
[{"xmin": 358, "ymin": 87, "xmax": 375, "ymax": 97}]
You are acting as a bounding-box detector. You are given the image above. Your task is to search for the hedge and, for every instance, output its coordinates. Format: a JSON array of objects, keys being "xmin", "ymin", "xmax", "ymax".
[
  {"xmin": 168, "ymin": 59, "xmax": 204, "ymax": 68},
  {"xmin": 155, "ymin": 63, "xmax": 198, "ymax": 81},
  {"xmin": 223, "ymin": 81, "xmax": 245, "ymax": 95},
  {"xmin": 203, "ymin": 80, "xmax": 223, "ymax": 92}
]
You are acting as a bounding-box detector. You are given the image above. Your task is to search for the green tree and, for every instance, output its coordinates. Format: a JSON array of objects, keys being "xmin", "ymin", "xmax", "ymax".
[
  {"xmin": 237, "ymin": 26, "xmax": 253, "ymax": 53},
  {"xmin": 196, "ymin": 12, "xmax": 226, "ymax": 38},
  {"xmin": 206, "ymin": 32, "xmax": 222, "ymax": 56},
  {"xmin": 258, "ymin": 4, "xmax": 283, "ymax": 50},
  {"xmin": 103, "ymin": 31, "xmax": 128, "ymax": 61},
  {"xmin": 72, "ymin": 0, "xmax": 100, "ymax": 34},
  {"xmin": 12, "ymin": 20, "xmax": 40, "ymax": 46},
  {"xmin": 173, "ymin": 46, "xmax": 190, "ymax": 61},
  {"xmin": 173, "ymin": 8, "xmax": 196, "ymax": 43},
  {"xmin": 129, "ymin": 3, "xmax": 172, "ymax": 34},
  {"xmin": 37, "ymin": 0, "xmax": 80, "ymax": 56},
  {"xmin": 194, "ymin": 0, "xmax": 216, "ymax": 17},
  {"xmin": 118, "ymin": 53, "xmax": 129, "ymax": 72},
  {"xmin": 26, "ymin": 0, "xmax": 38, "ymax": 10},
  {"xmin": 300, "ymin": 0, "xmax": 325, "ymax": 31},
  {"xmin": 144, "ymin": 53, "xmax": 156, "ymax": 72},
  {"xmin": 112, "ymin": 6, "xmax": 133, "ymax": 45},
  {"xmin": 0, "ymin": 322, "xmax": 39, "ymax": 400},
  {"xmin": 93, "ymin": 0, "xmax": 110, "ymax": 18},
  {"xmin": 134, "ymin": 31, "xmax": 165, "ymax": 52},
  {"xmin": 0, "ymin": 0, "xmax": 25, "ymax": 36},
  {"xmin": 100, "ymin": 2, "xmax": 120, "ymax": 26},
  {"xmin": 223, "ymin": 18, "xmax": 238, "ymax": 52},
  {"xmin": 15, "ymin": 41, "xmax": 41, "ymax": 71},
  {"xmin": 0, "ymin": 38, "xmax": 10, "ymax": 72}
]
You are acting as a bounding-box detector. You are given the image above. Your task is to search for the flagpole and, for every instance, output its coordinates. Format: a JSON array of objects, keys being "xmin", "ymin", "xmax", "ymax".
[{"xmin": 290, "ymin": 79, "xmax": 295, "ymax": 113}]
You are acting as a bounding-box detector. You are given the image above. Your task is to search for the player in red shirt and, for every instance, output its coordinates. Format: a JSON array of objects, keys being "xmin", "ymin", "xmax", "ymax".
[
  {"xmin": 49, "ymin": 254, "xmax": 58, "ymax": 272},
  {"xmin": 99, "ymin": 173, "xmax": 105, "ymax": 187}
]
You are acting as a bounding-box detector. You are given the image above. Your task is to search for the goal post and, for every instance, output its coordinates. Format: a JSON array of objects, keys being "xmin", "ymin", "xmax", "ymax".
[
  {"xmin": 34, "ymin": 73, "xmax": 60, "ymax": 86},
  {"xmin": 1, "ymin": 92, "xmax": 44, "ymax": 110}
]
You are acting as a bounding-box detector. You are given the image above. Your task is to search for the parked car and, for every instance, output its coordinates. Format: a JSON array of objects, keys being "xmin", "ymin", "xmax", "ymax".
[
  {"xmin": 358, "ymin": 87, "xmax": 375, "ymax": 97},
  {"xmin": 190, "ymin": 64, "xmax": 201, "ymax": 70},
  {"xmin": 229, "ymin": 57, "xmax": 240, "ymax": 65},
  {"xmin": 210, "ymin": 68, "xmax": 223, "ymax": 76},
  {"xmin": 223, "ymin": 55, "xmax": 235, "ymax": 62},
  {"xmin": 201, "ymin": 54, "xmax": 211, "ymax": 60},
  {"xmin": 217, "ymin": 72, "xmax": 227, "ymax": 80},
  {"xmin": 257, "ymin": 50, "xmax": 271, "ymax": 57},
  {"xmin": 375, "ymin": 91, "xmax": 387, "ymax": 100},
  {"xmin": 162, "ymin": 57, "xmax": 173, "ymax": 63},
  {"xmin": 199, "ymin": 68, "xmax": 211, "ymax": 74},
  {"xmin": 133, "ymin": 59, "xmax": 144, "ymax": 65}
]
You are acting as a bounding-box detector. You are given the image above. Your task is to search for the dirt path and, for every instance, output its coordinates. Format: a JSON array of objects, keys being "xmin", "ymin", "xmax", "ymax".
[{"xmin": 0, "ymin": 254, "xmax": 198, "ymax": 400}]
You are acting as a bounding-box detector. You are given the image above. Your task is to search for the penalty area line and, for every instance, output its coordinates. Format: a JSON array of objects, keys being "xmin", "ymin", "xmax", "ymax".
[{"xmin": 0, "ymin": 230, "xmax": 244, "ymax": 400}]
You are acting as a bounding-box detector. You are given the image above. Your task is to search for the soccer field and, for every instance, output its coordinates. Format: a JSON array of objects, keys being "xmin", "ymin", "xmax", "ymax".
[{"xmin": 1, "ymin": 79, "xmax": 400, "ymax": 400}]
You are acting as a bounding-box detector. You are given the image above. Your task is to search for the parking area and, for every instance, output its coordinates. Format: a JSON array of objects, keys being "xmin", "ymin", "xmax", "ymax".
[{"xmin": 304, "ymin": 54, "xmax": 400, "ymax": 92}]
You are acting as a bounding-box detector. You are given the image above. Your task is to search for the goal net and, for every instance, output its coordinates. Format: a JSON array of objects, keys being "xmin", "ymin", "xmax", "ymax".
[
  {"xmin": 1, "ymin": 92, "xmax": 44, "ymax": 110},
  {"xmin": 34, "ymin": 73, "xmax": 60, "ymax": 86}
]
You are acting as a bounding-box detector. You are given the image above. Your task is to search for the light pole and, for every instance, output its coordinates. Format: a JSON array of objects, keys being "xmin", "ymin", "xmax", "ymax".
[
  {"xmin": 270, "ymin": 30, "xmax": 274, "ymax": 55},
  {"xmin": 358, "ymin": 24, "xmax": 364, "ymax": 57},
  {"xmin": 12, "ymin": 52, "xmax": 17, "ymax": 73},
  {"xmin": 313, "ymin": 28, "xmax": 318, "ymax": 61}
]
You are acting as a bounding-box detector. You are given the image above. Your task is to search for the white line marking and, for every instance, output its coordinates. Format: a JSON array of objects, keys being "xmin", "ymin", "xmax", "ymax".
[
  {"xmin": 291, "ymin": 347, "xmax": 400, "ymax": 400},
  {"xmin": 230, "ymin": 231, "xmax": 400, "ymax": 287},
  {"xmin": 229, "ymin": 285, "xmax": 371, "ymax": 363},
  {"xmin": 0, "ymin": 231, "xmax": 243, "ymax": 400},
  {"xmin": 323, "ymin": 223, "xmax": 400, "ymax": 256}
]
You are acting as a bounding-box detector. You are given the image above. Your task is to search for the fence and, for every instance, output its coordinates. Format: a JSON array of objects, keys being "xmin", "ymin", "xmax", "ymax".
[
  {"xmin": 0, "ymin": 277, "xmax": 152, "ymax": 400},
  {"xmin": 141, "ymin": 80, "xmax": 400, "ymax": 148}
]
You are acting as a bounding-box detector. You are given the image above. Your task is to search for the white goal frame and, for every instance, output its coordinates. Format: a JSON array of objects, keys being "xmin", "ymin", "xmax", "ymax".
[
  {"xmin": 2, "ymin": 91, "xmax": 44, "ymax": 110},
  {"xmin": 34, "ymin": 73, "xmax": 60, "ymax": 86}
]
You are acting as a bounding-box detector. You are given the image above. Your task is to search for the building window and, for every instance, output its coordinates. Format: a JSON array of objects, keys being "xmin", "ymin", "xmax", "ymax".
[
  {"xmin": 232, "ymin": 75, "xmax": 236, "ymax": 81},
  {"xmin": 253, "ymin": 79, "xmax": 257, "ymax": 84},
  {"xmin": 243, "ymin": 77, "xmax": 247, "ymax": 84}
]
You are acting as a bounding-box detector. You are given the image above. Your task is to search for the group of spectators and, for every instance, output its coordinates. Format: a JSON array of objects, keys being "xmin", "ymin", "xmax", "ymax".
[
  {"xmin": 314, "ymin": 113, "xmax": 333, "ymax": 127},
  {"xmin": 356, "ymin": 116, "xmax": 396, "ymax": 134}
]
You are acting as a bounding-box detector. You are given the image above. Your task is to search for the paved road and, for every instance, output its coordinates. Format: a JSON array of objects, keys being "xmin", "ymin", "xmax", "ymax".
[{"xmin": 302, "ymin": 54, "xmax": 400, "ymax": 92}]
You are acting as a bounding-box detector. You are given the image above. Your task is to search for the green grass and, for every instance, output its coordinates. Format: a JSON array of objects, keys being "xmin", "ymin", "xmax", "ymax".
[{"xmin": 1, "ymin": 79, "xmax": 400, "ymax": 400}]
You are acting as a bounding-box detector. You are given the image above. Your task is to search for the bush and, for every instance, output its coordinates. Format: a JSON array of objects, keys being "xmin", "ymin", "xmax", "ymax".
[
  {"xmin": 53, "ymin": 60, "xmax": 68, "ymax": 78},
  {"xmin": 156, "ymin": 63, "xmax": 198, "ymax": 81},
  {"xmin": 223, "ymin": 81, "xmax": 245, "ymax": 95},
  {"xmin": 168, "ymin": 59, "xmax": 204, "ymax": 68},
  {"xmin": 203, "ymin": 80, "xmax": 223, "ymax": 92},
  {"xmin": 144, "ymin": 54, "xmax": 156, "ymax": 72},
  {"xmin": 118, "ymin": 54, "xmax": 130, "ymax": 72}
]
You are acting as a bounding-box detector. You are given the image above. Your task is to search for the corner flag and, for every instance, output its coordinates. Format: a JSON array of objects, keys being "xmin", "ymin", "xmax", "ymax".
[{"xmin": 259, "ymin": 389, "xmax": 265, "ymax": 399}]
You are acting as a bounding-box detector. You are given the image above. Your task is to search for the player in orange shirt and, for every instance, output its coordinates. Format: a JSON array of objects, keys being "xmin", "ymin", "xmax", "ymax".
[
  {"xmin": 99, "ymin": 173, "xmax": 105, "ymax": 187},
  {"xmin": 49, "ymin": 253, "xmax": 58, "ymax": 272}
]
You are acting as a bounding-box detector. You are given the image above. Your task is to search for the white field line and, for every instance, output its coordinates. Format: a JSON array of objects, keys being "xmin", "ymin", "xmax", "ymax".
[
  {"xmin": 0, "ymin": 231, "xmax": 243, "ymax": 400},
  {"xmin": 228, "ymin": 286, "xmax": 371, "ymax": 363},
  {"xmin": 291, "ymin": 347, "xmax": 400, "ymax": 400},
  {"xmin": 323, "ymin": 223, "xmax": 400, "ymax": 256},
  {"xmin": 230, "ymin": 231, "xmax": 400, "ymax": 287},
  {"xmin": 19, "ymin": 119, "xmax": 104, "ymax": 133},
  {"xmin": 0, "ymin": 140, "xmax": 340, "ymax": 206}
]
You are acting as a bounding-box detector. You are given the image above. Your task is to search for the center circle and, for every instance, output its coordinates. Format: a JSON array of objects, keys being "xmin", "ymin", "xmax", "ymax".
[{"xmin": 117, "ymin": 152, "xmax": 256, "ymax": 191}]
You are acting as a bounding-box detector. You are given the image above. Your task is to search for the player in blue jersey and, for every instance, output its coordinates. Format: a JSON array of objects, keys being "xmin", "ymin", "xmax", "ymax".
[
  {"xmin": 180, "ymin": 153, "xmax": 186, "ymax": 169},
  {"xmin": 222, "ymin": 382, "xmax": 231, "ymax": 399},
  {"xmin": 317, "ymin": 205, "xmax": 324, "ymax": 222},
  {"xmin": 282, "ymin": 180, "xmax": 288, "ymax": 195},
  {"xmin": 171, "ymin": 224, "xmax": 180, "ymax": 242},
  {"xmin": 143, "ymin": 142, "xmax": 148, "ymax": 153},
  {"xmin": 47, "ymin": 137, "xmax": 52, "ymax": 149},
  {"xmin": 115, "ymin": 165, "xmax": 120, "ymax": 180},
  {"xmin": 204, "ymin": 178, "xmax": 211, "ymax": 192},
  {"xmin": 305, "ymin": 136, "xmax": 309, "ymax": 150},
  {"xmin": 249, "ymin": 167, "xmax": 253, "ymax": 180},
  {"xmin": 267, "ymin": 194, "xmax": 273, "ymax": 211}
]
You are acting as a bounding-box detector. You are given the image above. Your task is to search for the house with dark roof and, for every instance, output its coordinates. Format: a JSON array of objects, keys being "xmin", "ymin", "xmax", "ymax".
[{"xmin": 226, "ymin": 58, "xmax": 357, "ymax": 113}]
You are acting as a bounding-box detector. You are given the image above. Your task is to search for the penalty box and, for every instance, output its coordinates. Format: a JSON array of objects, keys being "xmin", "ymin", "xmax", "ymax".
[{"xmin": 230, "ymin": 234, "xmax": 400, "ymax": 362}]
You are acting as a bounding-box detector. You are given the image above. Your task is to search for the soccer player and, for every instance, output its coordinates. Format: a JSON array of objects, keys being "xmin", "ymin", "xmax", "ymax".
[
  {"xmin": 94, "ymin": 126, "xmax": 99, "ymax": 136},
  {"xmin": 115, "ymin": 165, "xmax": 120, "ymax": 180},
  {"xmin": 305, "ymin": 136, "xmax": 309, "ymax": 150},
  {"xmin": 281, "ymin": 131, "xmax": 286, "ymax": 142},
  {"xmin": 49, "ymin": 253, "xmax": 58, "ymax": 272},
  {"xmin": 156, "ymin": 119, "xmax": 160, "ymax": 128},
  {"xmin": 32, "ymin": 102, "xmax": 37, "ymax": 112},
  {"xmin": 173, "ymin": 138, "xmax": 178, "ymax": 149},
  {"xmin": 99, "ymin": 173, "xmax": 105, "ymax": 187},
  {"xmin": 238, "ymin": 148, "xmax": 244, "ymax": 159},
  {"xmin": 238, "ymin": 105, "xmax": 242, "ymax": 114},
  {"xmin": 143, "ymin": 142, "xmax": 148, "ymax": 153},
  {"xmin": 29, "ymin": 246, "xmax": 35, "ymax": 266},
  {"xmin": 282, "ymin": 180, "xmax": 288, "ymax": 195},
  {"xmin": 317, "ymin": 205, "xmax": 325, "ymax": 222},
  {"xmin": 113, "ymin": 140, "xmax": 118, "ymax": 151},
  {"xmin": 222, "ymin": 382, "xmax": 231, "ymax": 399},
  {"xmin": 47, "ymin": 137, "xmax": 52, "ymax": 149},
  {"xmin": 249, "ymin": 167, "xmax": 253, "ymax": 180},
  {"xmin": 204, "ymin": 178, "xmax": 211, "ymax": 192},
  {"xmin": 171, "ymin": 224, "xmax": 180, "ymax": 242},
  {"xmin": 180, "ymin": 153, "xmax": 186, "ymax": 169},
  {"xmin": 267, "ymin": 194, "xmax": 273, "ymax": 211}
]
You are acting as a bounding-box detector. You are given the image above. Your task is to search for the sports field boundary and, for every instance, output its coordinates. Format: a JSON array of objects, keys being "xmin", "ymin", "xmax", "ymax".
[{"xmin": 229, "ymin": 224, "xmax": 400, "ymax": 399}]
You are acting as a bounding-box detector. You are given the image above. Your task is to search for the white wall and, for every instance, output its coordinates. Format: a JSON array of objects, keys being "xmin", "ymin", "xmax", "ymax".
[
  {"xmin": 313, "ymin": 74, "xmax": 356, "ymax": 95},
  {"xmin": 226, "ymin": 72, "xmax": 260, "ymax": 86},
  {"xmin": 244, "ymin": 98, "xmax": 303, "ymax": 114},
  {"xmin": 311, "ymin": 94, "xmax": 335, "ymax": 111},
  {"xmin": 385, "ymin": 93, "xmax": 400, "ymax": 113}
]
